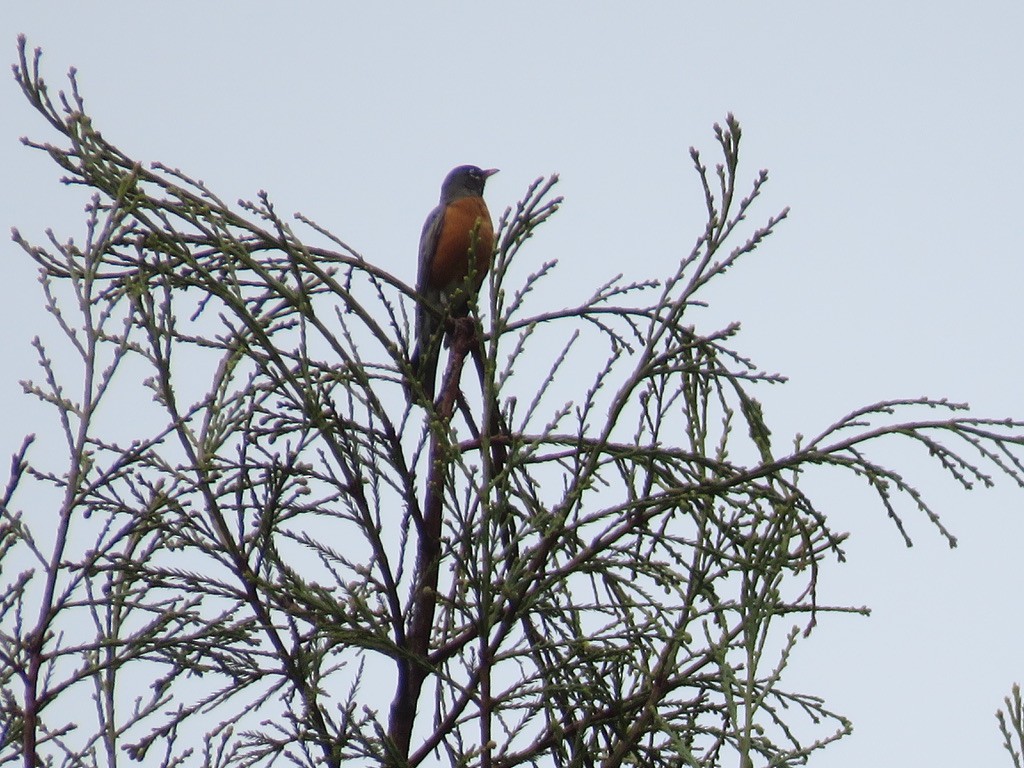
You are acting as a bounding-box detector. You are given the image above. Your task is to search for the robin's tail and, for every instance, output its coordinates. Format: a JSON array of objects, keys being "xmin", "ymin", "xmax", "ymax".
[{"xmin": 408, "ymin": 344, "xmax": 439, "ymax": 403}]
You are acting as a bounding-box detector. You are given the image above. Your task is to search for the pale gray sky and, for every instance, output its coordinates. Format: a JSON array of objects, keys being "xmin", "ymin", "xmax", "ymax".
[{"xmin": 3, "ymin": 4, "xmax": 1023, "ymax": 766}]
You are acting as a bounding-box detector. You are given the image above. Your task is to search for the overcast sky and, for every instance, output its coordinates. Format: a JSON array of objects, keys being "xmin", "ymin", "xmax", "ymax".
[{"xmin": 3, "ymin": 4, "xmax": 1023, "ymax": 766}]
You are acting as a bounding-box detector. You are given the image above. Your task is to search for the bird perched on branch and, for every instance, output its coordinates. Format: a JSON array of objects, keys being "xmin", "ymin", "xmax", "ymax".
[{"xmin": 409, "ymin": 164, "xmax": 498, "ymax": 401}]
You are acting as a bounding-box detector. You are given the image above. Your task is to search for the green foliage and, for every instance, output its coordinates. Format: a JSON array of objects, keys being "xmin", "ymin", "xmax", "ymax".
[
  {"xmin": 4, "ymin": 37, "xmax": 1024, "ymax": 768},
  {"xmin": 999, "ymin": 684, "xmax": 1024, "ymax": 768}
]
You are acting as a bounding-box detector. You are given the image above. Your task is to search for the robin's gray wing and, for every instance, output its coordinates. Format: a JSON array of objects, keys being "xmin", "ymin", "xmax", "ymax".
[
  {"xmin": 410, "ymin": 203, "xmax": 446, "ymax": 399},
  {"xmin": 416, "ymin": 203, "xmax": 445, "ymax": 296}
]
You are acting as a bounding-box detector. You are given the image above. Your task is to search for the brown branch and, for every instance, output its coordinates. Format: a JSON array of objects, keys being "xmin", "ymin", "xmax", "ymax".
[{"xmin": 389, "ymin": 317, "xmax": 476, "ymax": 761}]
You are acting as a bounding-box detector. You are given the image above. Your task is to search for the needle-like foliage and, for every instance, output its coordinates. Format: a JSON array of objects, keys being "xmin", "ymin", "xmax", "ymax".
[{"xmin": 4, "ymin": 37, "xmax": 1024, "ymax": 768}]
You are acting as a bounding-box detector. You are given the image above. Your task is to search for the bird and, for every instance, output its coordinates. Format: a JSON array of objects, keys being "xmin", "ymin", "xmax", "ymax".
[{"xmin": 409, "ymin": 164, "xmax": 498, "ymax": 401}]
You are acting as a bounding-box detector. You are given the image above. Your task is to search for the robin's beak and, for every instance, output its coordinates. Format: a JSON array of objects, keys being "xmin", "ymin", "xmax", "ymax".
[{"xmin": 482, "ymin": 168, "xmax": 499, "ymax": 178}]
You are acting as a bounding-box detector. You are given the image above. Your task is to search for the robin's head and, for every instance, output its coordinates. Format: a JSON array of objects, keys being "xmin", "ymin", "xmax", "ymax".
[{"xmin": 440, "ymin": 165, "xmax": 498, "ymax": 202}]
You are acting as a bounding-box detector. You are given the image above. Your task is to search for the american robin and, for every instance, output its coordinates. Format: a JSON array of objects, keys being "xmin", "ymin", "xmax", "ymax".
[{"xmin": 409, "ymin": 164, "xmax": 498, "ymax": 401}]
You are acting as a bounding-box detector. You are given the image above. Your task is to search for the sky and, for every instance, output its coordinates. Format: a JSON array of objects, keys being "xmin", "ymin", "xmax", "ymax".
[{"xmin": 2, "ymin": 3, "xmax": 1024, "ymax": 766}]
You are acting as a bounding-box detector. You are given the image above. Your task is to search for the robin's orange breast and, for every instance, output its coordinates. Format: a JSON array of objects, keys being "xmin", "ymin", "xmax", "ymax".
[{"xmin": 428, "ymin": 196, "xmax": 494, "ymax": 291}]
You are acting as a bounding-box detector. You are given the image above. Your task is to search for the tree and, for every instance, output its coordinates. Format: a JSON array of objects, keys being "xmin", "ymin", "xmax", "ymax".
[
  {"xmin": 998, "ymin": 685, "xmax": 1024, "ymax": 768},
  {"xmin": 3, "ymin": 37, "xmax": 1024, "ymax": 768}
]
